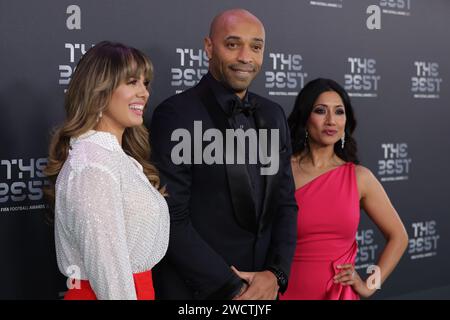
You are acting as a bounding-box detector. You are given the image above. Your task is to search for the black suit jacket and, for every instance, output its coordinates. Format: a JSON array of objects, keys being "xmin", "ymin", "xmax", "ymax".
[{"xmin": 149, "ymin": 75, "xmax": 298, "ymax": 299}]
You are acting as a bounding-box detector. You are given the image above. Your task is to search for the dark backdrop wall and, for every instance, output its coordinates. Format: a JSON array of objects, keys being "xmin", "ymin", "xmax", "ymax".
[{"xmin": 1, "ymin": 0, "xmax": 449, "ymax": 299}]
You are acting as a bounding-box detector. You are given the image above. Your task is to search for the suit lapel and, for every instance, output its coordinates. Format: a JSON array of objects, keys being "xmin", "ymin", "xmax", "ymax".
[
  {"xmin": 197, "ymin": 81, "xmax": 257, "ymax": 233},
  {"xmin": 252, "ymin": 100, "xmax": 281, "ymax": 233}
]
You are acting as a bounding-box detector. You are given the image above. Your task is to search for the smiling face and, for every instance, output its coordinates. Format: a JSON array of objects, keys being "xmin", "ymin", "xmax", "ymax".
[
  {"xmin": 98, "ymin": 73, "xmax": 149, "ymax": 133},
  {"xmin": 306, "ymin": 90, "xmax": 347, "ymax": 147},
  {"xmin": 205, "ymin": 10, "xmax": 265, "ymax": 98}
]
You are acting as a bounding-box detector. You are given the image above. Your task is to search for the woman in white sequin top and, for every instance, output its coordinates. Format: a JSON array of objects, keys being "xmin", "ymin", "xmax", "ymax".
[{"xmin": 44, "ymin": 41, "xmax": 170, "ymax": 300}]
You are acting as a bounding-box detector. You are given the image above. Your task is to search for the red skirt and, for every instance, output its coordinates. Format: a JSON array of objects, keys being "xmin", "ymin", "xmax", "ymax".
[{"xmin": 64, "ymin": 270, "xmax": 154, "ymax": 300}]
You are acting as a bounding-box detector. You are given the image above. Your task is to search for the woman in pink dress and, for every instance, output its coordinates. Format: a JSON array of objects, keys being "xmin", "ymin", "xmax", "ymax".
[{"xmin": 280, "ymin": 78, "xmax": 409, "ymax": 300}]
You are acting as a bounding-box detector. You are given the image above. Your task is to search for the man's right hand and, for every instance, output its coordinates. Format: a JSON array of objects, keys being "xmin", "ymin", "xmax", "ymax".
[{"xmin": 233, "ymin": 280, "xmax": 249, "ymax": 299}]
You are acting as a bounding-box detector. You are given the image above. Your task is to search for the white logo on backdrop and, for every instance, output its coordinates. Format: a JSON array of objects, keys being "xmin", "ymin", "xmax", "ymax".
[
  {"xmin": 344, "ymin": 57, "xmax": 381, "ymax": 98},
  {"xmin": 0, "ymin": 158, "xmax": 49, "ymax": 213},
  {"xmin": 409, "ymin": 220, "xmax": 439, "ymax": 260},
  {"xmin": 171, "ymin": 48, "xmax": 209, "ymax": 94},
  {"xmin": 378, "ymin": 143, "xmax": 412, "ymax": 182},
  {"xmin": 265, "ymin": 53, "xmax": 307, "ymax": 97},
  {"xmin": 412, "ymin": 61, "xmax": 443, "ymax": 99}
]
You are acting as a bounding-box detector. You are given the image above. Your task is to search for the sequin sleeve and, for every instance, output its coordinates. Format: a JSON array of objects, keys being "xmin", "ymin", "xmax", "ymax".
[{"xmin": 69, "ymin": 164, "xmax": 137, "ymax": 300}]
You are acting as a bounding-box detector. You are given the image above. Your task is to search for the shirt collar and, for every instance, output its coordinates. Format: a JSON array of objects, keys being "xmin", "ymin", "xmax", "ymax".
[
  {"xmin": 203, "ymin": 72, "xmax": 250, "ymax": 115},
  {"xmin": 70, "ymin": 130, "xmax": 122, "ymax": 152}
]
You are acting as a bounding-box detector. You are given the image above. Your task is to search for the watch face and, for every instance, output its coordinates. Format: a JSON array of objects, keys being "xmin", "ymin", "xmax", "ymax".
[{"xmin": 277, "ymin": 272, "xmax": 288, "ymax": 291}]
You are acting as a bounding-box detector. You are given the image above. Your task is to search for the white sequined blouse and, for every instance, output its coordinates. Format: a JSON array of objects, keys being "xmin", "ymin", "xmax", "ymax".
[{"xmin": 54, "ymin": 130, "xmax": 170, "ymax": 300}]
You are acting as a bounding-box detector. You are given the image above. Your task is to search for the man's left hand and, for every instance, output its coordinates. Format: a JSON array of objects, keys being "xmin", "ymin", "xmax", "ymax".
[{"xmin": 231, "ymin": 266, "xmax": 279, "ymax": 300}]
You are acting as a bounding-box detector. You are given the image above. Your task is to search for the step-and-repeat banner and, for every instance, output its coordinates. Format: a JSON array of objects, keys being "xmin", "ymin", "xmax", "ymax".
[{"xmin": 1, "ymin": 0, "xmax": 449, "ymax": 299}]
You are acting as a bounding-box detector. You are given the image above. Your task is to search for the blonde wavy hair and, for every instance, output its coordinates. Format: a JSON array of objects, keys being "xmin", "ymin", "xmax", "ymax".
[{"xmin": 44, "ymin": 41, "xmax": 165, "ymax": 220}]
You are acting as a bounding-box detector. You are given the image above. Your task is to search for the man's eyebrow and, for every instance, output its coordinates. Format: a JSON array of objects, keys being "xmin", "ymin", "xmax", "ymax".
[
  {"xmin": 224, "ymin": 36, "xmax": 264, "ymax": 43},
  {"xmin": 224, "ymin": 35, "xmax": 241, "ymax": 41}
]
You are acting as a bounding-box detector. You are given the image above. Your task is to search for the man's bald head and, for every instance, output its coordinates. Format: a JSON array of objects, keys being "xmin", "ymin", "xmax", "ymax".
[{"xmin": 209, "ymin": 9, "xmax": 265, "ymax": 39}]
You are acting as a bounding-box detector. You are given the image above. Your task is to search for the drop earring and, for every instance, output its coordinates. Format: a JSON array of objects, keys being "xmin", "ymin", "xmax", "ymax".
[{"xmin": 304, "ymin": 130, "xmax": 309, "ymax": 147}]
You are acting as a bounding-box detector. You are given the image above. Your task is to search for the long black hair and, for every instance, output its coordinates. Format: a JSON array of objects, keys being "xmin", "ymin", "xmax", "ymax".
[{"xmin": 288, "ymin": 78, "xmax": 359, "ymax": 164}]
